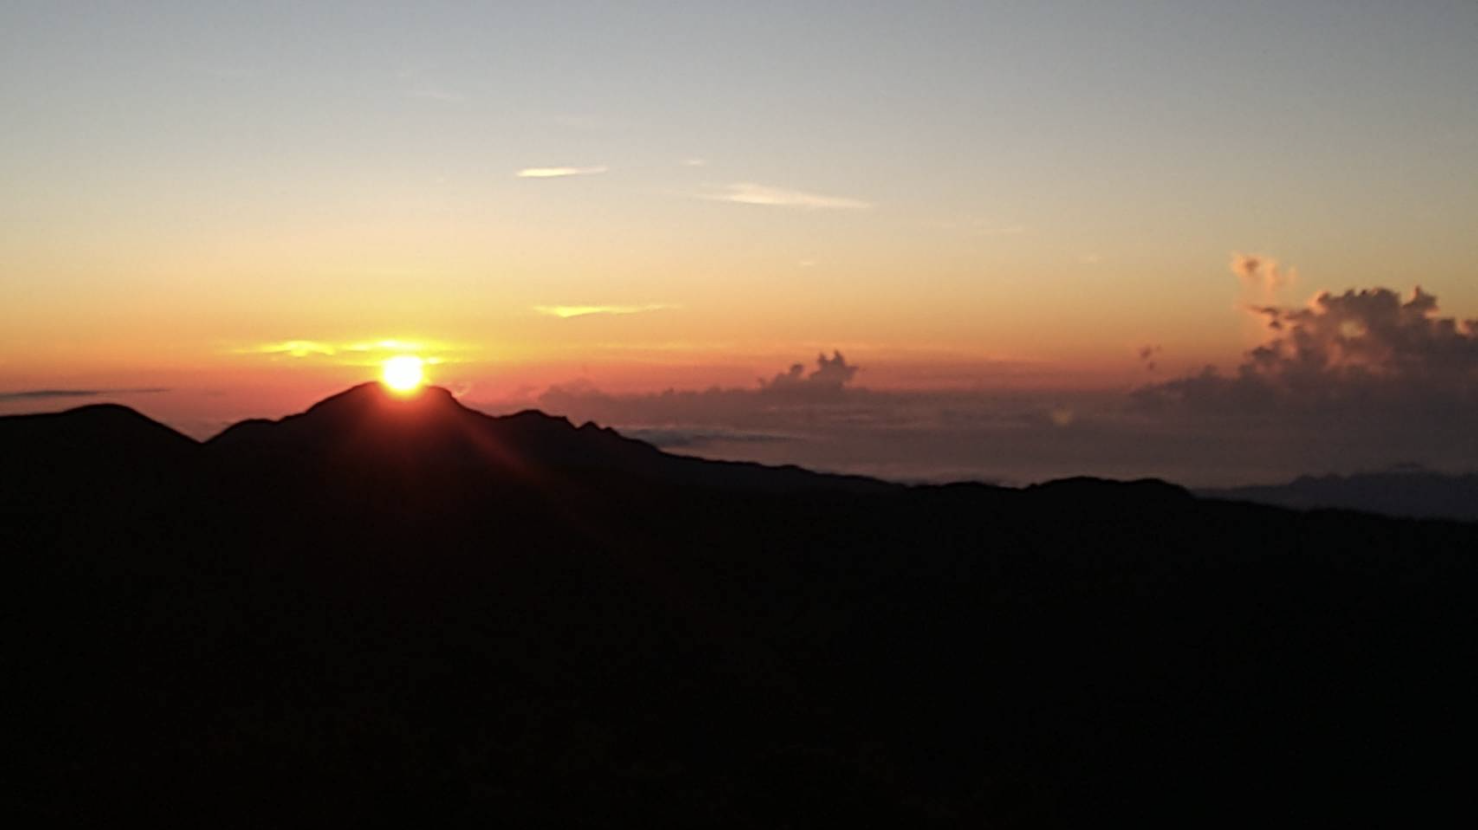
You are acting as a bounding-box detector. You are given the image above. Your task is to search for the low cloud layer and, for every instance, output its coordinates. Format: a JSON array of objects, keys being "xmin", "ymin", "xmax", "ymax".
[
  {"xmin": 535, "ymin": 352, "xmax": 866, "ymax": 427},
  {"xmin": 490, "ymin": 284, "xmax": 1478, "ymax": 487}
]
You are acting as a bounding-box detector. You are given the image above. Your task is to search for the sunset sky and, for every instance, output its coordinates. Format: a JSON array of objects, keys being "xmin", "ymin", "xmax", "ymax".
[{"xmin": 3, "ymin": 2, "xmax": 1476, "ymax": 484}]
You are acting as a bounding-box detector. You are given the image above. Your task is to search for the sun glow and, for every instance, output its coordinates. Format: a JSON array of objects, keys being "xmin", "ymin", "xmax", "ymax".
[{"xmin": 381, "ymin": 355, "xmax": 425, "ymax": 393}]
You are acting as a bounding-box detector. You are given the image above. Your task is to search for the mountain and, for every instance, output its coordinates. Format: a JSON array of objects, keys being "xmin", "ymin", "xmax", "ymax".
[
  {"xmin": 1202, "ymin": 469, "xmax": 1478, "ymax": 521},
  {"xmin": 5, "ymin": 385, "xmax": 1478, "ymax": 825},
  {"xmin": 206, "ymin": 382, "xmax": 894, "ymax": 494}
]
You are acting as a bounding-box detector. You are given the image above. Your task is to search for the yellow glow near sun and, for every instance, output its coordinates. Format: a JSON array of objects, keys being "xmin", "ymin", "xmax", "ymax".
[{"xmin": 381, "ymin": 355, "xmax": 425, "ymax": 393}]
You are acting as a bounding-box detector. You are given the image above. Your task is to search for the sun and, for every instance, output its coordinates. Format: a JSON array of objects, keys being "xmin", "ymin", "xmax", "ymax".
[{"xmin": 381, "ymin": 355, "xmax": 425, "ymax": 393}]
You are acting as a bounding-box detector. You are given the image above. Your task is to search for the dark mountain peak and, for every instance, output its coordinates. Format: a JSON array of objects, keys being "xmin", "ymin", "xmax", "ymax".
[
  {"xmin": 303, "ymin": 381, "xmax": 465, "ymax": 418},
  {"xmin": 197, "ymin": 383, "xmax": 894, "ymax": 493},
  {"xmin": 0, "ymin": 401, "xmax": 196, "ymax": 448},
  {"xmin": 203, "ymin": 382, "xmax": 664, "ymax": 481},
  {"xmin": 501, "ymin": 408, "xmax": 576, "ymax": 428},
  {"xmin": 1026, "ymin": 476, "xmax": 1193, "ymax": 509},
  {"xmin": 0, "ymin": 402, "xmax": 198, "ymax": 495},
  {"xmin": 209, "ymin": 383, "xmax": 476, "ymax": 446}
]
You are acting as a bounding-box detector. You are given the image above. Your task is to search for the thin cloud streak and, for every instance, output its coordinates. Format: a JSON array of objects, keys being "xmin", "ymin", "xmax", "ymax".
[
  {"xmin": 233, "ymin": 339, "xmax": 464, "ymax": 362},
  {"xmin": 515, "ymin": 166, "xmax": 609, "ymax": 179},
  {"xmin": 534, "ymin": 304, "xmax": 676, "ymax": 319},
  {"xmin": 409, "ymin": 87, "xmax": 467, "ymax": 103},
  {"xmin": 0, "ymin": 388, "xmax": 168, "ymax": 402},
  {"xmin": 706, "ymin": 183, "xmax": 872, "ymax": 210}
]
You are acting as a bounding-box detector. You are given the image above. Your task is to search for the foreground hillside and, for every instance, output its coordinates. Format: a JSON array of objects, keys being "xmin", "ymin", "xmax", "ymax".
[{"xmin": 4, "ymin": 386, "xmax": 1477, "ymax": 825}]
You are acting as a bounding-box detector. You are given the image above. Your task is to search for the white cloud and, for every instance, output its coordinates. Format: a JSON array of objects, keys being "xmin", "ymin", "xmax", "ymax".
[
  {"xmin": 515, "ymin": 166, "xmax": 609, "ymax": 179},
  {"xmin": 706, "ymin": 182, "xmax": 872, "ymax": 210}
]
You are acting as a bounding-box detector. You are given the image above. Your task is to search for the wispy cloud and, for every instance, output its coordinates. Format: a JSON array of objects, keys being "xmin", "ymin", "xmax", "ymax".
[
  {"xmin": 533, "ymin": 304, "xmax": 676, "ymax": 319},
  {"xmin": 409, "ymin": 87, "xmax": 467, "ymax": 104},
  {"xmin": 515, "ymin": 166, "xmax": 609, "ymax": 179},
  {"xmin": 237, "ymin": 340, "xmax": 338, "ymax": 358},
  {"xmin": 705, "ymin": 183, "xmax": 872, "ymax": 210},
  {"xmin": 943, "ymin": 219, "xmax": 1029, "ymax": 236},
  {"xmin": 233, "ymin": 338, "xmax": 461, "ymax": 364},
  {"xmin": 0, "ymin": 388, "xmax": 168, "ymax": 402},
  {"xmin": 972, "ymin": 223, "xmax": 1028, "ymax": 236},
  {"xmin": 680, "ymin": 158, "xmax": 709, "ymax": 167}
]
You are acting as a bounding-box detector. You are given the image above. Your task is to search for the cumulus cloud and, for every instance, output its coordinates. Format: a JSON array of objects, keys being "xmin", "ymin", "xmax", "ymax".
[
  {"xmin": 705, "ymin": 183, "xmax": 872, "ymax": 210},
  {"xmin": 761, "ymin": 351, "xmax": 860, "ymax": 394},
  {"xmin": 1136, "ymin": 286, "xmax": 1478, "ymax": 415},
  {"xmin": 515, "ymin": 166, "xmax": 608, "ymax": 178},
  {"xmin": 533, "ymin": 304, "xmax": 675, "ymax": 319}
]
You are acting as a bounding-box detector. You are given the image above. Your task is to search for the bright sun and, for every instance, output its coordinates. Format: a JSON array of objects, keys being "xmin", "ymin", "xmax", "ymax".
[{"xmin": 381, "ymin": 355, "xmax": 425, "ymax": 393}]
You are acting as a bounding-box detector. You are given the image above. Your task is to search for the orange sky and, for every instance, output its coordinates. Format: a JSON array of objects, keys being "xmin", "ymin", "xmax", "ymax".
[{"xmin": 3, "ymin": 3, "xmax": 1477, "ymax": 441}]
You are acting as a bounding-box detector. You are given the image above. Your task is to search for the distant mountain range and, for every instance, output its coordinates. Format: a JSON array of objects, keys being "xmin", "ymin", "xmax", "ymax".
[
  {"xmin": 4, "ymin": 385, "xmax": 1477, "ymax": 824},
  {"xmin": 1201, "ymin": 470, "xmax": 1478, "ymax": 521}
]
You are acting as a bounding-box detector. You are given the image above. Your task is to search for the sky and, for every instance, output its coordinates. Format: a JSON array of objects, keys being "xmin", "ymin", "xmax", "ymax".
[{"xmin": 2, "ymin": 1, "xmax": 1477, "ymax": 485}]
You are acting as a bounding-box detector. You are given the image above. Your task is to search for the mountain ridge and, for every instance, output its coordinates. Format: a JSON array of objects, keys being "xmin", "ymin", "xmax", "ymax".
[{"xmin": 5, "ymin": 383, "xmax": 1478, "ymax": 823}]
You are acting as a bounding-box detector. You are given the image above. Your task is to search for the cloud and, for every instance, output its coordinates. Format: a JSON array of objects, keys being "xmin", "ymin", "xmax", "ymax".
[
  {"xmin": 1135, "ymin": 286, "xmax": 1478, "ymax": 415},
  {"xmin": 970, "ymin": 223, "xmax": 1028, "ymax": 236},
  {"xmin": 233, "ymin": 338, "xmax": 463, "ymax": 364},
  {"xmin": 240, "ymin": 340, "xmax": 338, "ymax": 358},
  {"xmin": 515, "ymin": 166, "xmax": 608, "ymax": 179},
  {"xmin": 621, "ymin": 427, "xmax": 793, "ymax": 449},
  {"xmin": 760, "ymin": 351, "xmax": 860, "ymax": 396},
  {"xmin": 533, "ymin": 304, "xmax": 676, "ymax": 319},
  {"xmin": 680, "ymin": 158, "xmax": 708, "ymax": 167},
  {"xmin": 530, "ymin": 352, "xmax": 865, "ymax": 427},
  {"xmin": 1231, "ymin": 253, "xmax": 1295, "ymax": 293},
  {"xmin": 705, "ymin": 183, "xmax": 872, "ymax": 210},
  {"xmin": 467, "ymin": 324, "xmax": 1478, "ymax": 488},
  {"xmin": 1137, "ymin": 345, "xmax": 1162, "ymax": 372},
  {"xmin": 409, "ymin": 87, "xmax": 467, "ymax": 104},
  {"xmin": 0, "ymin": 388, "xmax": 168, "ymax": 402},
  {"xmin": 942, "ymin": 219, "xmax": 1029, "ymax": 236}
]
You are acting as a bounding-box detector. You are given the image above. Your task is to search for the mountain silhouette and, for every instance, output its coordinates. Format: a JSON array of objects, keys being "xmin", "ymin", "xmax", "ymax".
[
  {"xmin": 1202, "ymin": 469, "xmax": 1478, "ymax": 521},
  {"xmin": 5, "ymin": 385, "xmax": 1478, "ymax": 825},
  {"xmin": 204, "ymin": 382, "xmax": 894, "ymax": 499}
]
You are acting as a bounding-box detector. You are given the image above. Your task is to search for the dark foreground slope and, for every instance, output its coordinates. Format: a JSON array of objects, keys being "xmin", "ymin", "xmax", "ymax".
[{"xmin": 4, "ymin": 387, "xmax": 1478, "ymax": 826}]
